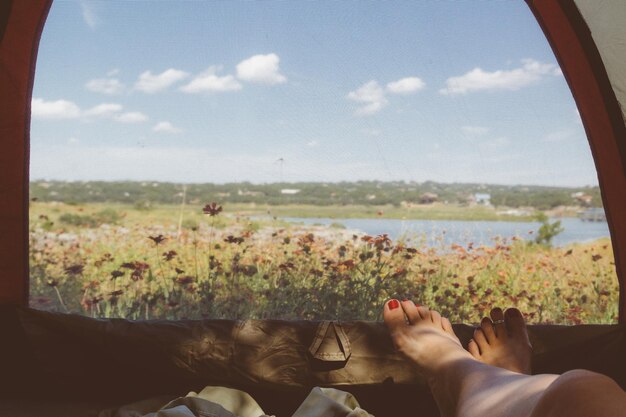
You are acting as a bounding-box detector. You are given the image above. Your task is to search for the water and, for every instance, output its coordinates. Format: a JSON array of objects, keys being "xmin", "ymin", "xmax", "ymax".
[{"xmin": 281, "ymin": 217, "xmax": 611, "ymax": 247}]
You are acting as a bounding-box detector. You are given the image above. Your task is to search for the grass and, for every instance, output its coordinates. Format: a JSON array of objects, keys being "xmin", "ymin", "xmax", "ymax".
[{"xmin": 28, "ymin": 202, "xmax": 618, "ymax": 324}]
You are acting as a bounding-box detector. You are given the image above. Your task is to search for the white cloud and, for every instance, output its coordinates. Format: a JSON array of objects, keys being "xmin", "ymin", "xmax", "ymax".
[
  {"xmin": 107, "ymin": 69, "xmax": 120, "ymax": 77},
  {"xmin": 32, "ymin": 98, "xmax": 150, "ymax": 124},
  {"xmin": 386, "ymin": 77, "xmax": 425, "ymax": 95},
  {"xmin": 114, "ymin": 112, "xmax": 148, "ymax": 123},
  {"xmin": 134, "ymin": 69, "xmax": 189, "ymax": 93},
  {"xmin": 31, "ymin": 98, "xmax": 81, "ymax": 119},
  {"xmin": 153, "ymin": 121, "xmax": 182, "ymax": 134},
  {"xmin": 461, "ymin": 126, "xmax": 489, "ymax": 136},
  {"xmin": 85, "ymin": 78, "xmax": 125, "ymax": 95},
  {"xmin": 440, "ymin": 59, "xmax": 560, "ymax": 95},
  {"xmin": 347, "ymin": 80, "xmax": 388, "ymax": 116},
  {"xmin": 180, "ymin": 66, "xmax": 242, "ymax": 93},
  {"xmin": 83, "ymin": 103, "xmax": 123, "ymax": 118},
  {"xmin": 236, "ymin": 53, "xmax": 287, "ymax": 85},
  {"xmin": 306, "ymin": 140, "xmax": 319, "ymax": 147},
  {"xmin": 67, "ymin": 137, "xmax": 79, "ymax": 145},
  {"xmin": 80, "ymin": 1, "xmax": 100, "ymax": 29}
]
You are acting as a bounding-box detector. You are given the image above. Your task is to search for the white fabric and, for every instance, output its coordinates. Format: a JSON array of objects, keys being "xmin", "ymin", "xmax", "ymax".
[{"xmin": 574, "ymin": 0, "xmax": 626, "ymax": 122}]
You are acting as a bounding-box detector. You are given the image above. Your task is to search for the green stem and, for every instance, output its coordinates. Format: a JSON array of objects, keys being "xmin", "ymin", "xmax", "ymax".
[{"xmin": 54, "ymin": 286, "xmax": 69, "ymax": 313}]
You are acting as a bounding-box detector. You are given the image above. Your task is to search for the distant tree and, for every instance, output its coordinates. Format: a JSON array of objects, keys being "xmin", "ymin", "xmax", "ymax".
[{"xmin": 534, "ymin": 212, "xmax": 564, "ymax": 247}]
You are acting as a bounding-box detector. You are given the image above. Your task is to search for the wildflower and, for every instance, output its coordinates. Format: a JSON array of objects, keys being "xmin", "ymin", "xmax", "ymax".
[
  {"xmin": 592, "ymin": 254, "xmax": 602, "ymax": 262},
  {"xmin": 109, "ymin": 290, "xmax": 124, "ymax": 297},
  {"xmin": 202, "ymin": 202, "xmax": 223, "ymax": 216},
  {"xmin": 65, "ymin": 264, "xmax": 84, "ymax": 276},
  {"xmin": 110, "ymin": 270, "xmax": 124, "ymax": 279},
  {"xmin": 241, "ymin": 265, "xmax": 258, "ymax": 277},
  {"xmin": 175, "ymin": 267, "xmax": 185, "ymax": 274},
  {"xmin": 224, "ymin": 235, "xmax": 245, "ymax": 245},
  {"xmin": 175, "ymin": 275, "xmax": 195, "ymax": 285},
  {"xmin": 46, "ymin": 278, "xmax": 58, "ymax": 287},
  {"xmin": 163, "ymin": 250, "xmax": 177, "ymax": 261},
  {"xmin": 148, "ymin": 235, "xmax": 166, "ymax": 245},
  {"xmin": 279, "ymin": 262, "xmax": 295, "ymax": 271}
]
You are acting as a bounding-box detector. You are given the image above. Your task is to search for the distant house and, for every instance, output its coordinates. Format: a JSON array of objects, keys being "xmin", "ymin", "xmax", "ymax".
[
  {"xmin": 238, "ymin": 190, "xmax": 263, "ymax": 197},
  {"xmin": 474, "ymin": 193, "xmax": 491, "ymax": 205},
  {"xmin": 281, "ymin": 189, "xmax": 301, "ymax": 195},
  {"xmin": 571, "ymin": 192, "xmax": 593, "ymax": 206},
  {"xmin": 419, "ymin": 192, "xmax": 438, "ymax": 204}
]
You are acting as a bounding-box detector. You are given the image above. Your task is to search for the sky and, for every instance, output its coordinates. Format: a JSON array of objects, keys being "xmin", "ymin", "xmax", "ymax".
[{"xmin": 30, "ymin": 1, "xmax": 599, "ymax": 187}]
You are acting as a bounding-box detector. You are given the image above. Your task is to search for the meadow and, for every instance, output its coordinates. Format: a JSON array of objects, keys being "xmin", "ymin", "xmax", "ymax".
[{"xmin": 29, "ymin": 202, "xmax": 619, "ymax": 324}]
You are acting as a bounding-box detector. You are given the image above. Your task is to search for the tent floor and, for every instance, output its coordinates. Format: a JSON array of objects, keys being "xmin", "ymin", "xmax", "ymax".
[{"xmin": 1, "ymin": 305, "xmax": 625, "ymax": 417}]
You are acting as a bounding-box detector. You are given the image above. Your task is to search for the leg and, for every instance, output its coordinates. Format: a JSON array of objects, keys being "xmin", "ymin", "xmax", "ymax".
[{"xmin": 383, "ymin": 300, "xmax": 626, "ymax": 417}]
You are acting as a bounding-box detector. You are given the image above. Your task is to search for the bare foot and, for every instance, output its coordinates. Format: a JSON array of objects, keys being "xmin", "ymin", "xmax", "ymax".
[
  {"xmin": 383, "ymin": 299, "xmax": 473, "ymax": 378},
  {"xmin": 467, "ymin": 307, "xmax": 532, "ymax": 374}
]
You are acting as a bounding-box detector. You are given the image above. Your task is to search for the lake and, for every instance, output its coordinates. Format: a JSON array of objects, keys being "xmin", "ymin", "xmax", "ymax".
[{"xmin": 281, "ymin": 217, "xmax": 611, "ymax": 247}]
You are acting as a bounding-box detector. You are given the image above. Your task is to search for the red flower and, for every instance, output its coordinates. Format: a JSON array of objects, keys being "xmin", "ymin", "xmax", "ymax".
[
  {"xmin": 163, "ymin": 250, "xmax": 177, "ymax": 261},
  {"xmin": 148, "ymin": 235, "xmax": 166, "ymax": 245},
  {"xmin": 110, "ymin": 270, "xmax": 124, "ymax": 279},
  {"xmin": 202, "ymin": 202, "xmax": 223, "ymax": 216},
  {"xmin": 224, "ymin": 235, "xmax": 245, "ymax": 244}
]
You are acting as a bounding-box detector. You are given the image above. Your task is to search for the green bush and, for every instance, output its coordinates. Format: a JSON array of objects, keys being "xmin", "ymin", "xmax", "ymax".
[
  {"xmin": 534, "ymin": 212, "xmax": 564, "ymax": 247},
  {"xmin": 59, "ymin": 213, "xmax": 98, "ymax": 228},
  {"xmin": 94, "ymin": 208, "xmax": 122, "ymax": 225}
]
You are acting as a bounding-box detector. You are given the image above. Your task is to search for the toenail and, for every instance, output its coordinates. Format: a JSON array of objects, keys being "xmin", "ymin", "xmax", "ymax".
[{"xmin": 388, "ymin": 299, "xmax": 400, "ymax": 310}]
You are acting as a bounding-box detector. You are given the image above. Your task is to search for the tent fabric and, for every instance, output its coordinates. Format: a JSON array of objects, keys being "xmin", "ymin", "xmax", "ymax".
[
  {"xmin": 526, "ymin": 0, "xmax": 626, "ymax": 321},
  {"xmin": 1, "ymin": 305, "xmax": 626, "ymax": 417},
  {"xmin": 574, "ymin": 0, "xmax": 626, "ymax": 122},
  {"xmin": 0, "ymin": 0, "xmax": 51, "ymax": 306}
]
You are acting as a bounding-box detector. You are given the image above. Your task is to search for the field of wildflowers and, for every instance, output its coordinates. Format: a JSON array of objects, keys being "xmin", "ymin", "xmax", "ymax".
[{"xmin": 29, "ymin": 202, "xmax": 618, "ymax": 324}]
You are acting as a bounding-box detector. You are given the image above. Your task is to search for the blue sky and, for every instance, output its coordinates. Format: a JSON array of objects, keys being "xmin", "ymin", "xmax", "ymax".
[{"xmin": 30, "ymin": 1, "xmax": 598, "ymax": 186}]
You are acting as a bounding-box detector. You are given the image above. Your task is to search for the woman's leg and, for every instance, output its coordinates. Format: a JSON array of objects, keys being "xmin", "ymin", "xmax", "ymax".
[{"xmin": 383, "ymin": 299, "xmax": 626, "ymax": 417}]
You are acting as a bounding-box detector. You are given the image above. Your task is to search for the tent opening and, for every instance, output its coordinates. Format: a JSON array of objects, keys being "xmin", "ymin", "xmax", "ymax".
[{"xmin": 28, "ymin": 1, "xmax": 618, "ymax": 323}]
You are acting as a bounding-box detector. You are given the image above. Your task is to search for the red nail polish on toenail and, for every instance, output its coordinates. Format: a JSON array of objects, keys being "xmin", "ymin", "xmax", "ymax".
[{"xmin": 388, "ymin": 299, "xmax": 400, "ymax": 310}]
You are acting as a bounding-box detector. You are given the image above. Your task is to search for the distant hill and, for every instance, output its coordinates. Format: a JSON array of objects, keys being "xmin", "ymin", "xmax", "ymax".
[{"xmin": 29, "ymin": 180, "xmax": 602, "ymax": 210}]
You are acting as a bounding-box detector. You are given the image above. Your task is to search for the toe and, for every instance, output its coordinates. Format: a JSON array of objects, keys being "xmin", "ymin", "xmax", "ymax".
[
  {"xmin": 383, "ymin": 299, "xmax": 406, "ymax": 334},
  {"xmin": 468, "ymin": 339, "xmax": 481, "ymax": 357},
  {"xmin": 430, "ymin": 309, "xmax": 443, "ymax": 327},
  {"xmin": 480, "ymin": 317, "xmax": 497, "ymax": 343},
  {"xmin": 416, "ymin": 304, "xmax": 430, "ymax": 320},
  {"xmin": 473, "ymin": 327, "xmax": 489, "ymax": 351},
  {"xmin": 401, "ymin": 299, "xmax": 420, "ymax": 324},
  {"xmin": 441, "ymin": 317, "xmax": 455, "ymax": 335},
  {"xmin": 505, "ymin": 307, "xmax": 529, "ymax": 343},
  {"xmin": 490, "ymin": 307, "xmax": 507, "ymax": 339}
]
